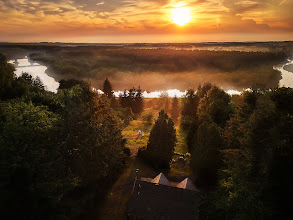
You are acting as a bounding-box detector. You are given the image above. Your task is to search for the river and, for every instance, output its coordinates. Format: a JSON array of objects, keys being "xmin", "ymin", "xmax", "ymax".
[
  {"xmin": 8, "ymin": 57, "xmax": 293, "ymax": 97},
  {"xmin": 274, "ymin": 59, "xmax": 293, "ymax": 88},
  {"xmin": 8, "ymin": 56, "xmax": 59, "ymax": 93}
]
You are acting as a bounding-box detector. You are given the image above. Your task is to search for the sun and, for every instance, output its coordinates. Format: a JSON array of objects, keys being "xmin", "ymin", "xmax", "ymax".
[{"xmin": 171, "ymin": 7, "xmax": 192, "ymax": 26}]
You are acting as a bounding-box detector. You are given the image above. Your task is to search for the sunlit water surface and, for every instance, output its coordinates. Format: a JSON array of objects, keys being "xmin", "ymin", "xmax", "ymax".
[
  {"xmin": 8, "ymin": 57, "xmax": 293, "ymax": 97},
  {"xmin": 274, "ymin": 60, "xmax": 293, "ymax": 88},
  {"xmin": 8, "ymin": 57, "xmax": 59, "ymax": 93}
]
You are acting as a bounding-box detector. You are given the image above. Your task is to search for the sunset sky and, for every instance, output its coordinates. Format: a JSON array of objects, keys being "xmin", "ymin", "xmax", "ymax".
[{"xmin": 0, "ymin": 0, "xmax": 293, "ymax": 42}]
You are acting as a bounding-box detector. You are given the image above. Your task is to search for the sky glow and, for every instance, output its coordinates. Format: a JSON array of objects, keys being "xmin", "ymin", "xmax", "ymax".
[{"xmin": 0, "ymin": 0, "xmax": 292, "ymax": 42}]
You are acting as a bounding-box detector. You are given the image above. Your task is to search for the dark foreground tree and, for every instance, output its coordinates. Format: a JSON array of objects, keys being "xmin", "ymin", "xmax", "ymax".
[
  {"xmin": 201, "ymin": 88, "xmax": 293, "ymax": 219},
  {"xmin": 138, "ymin": 110, "xmax": 176, "ymax": 169},
  {"xmin": 181, "ymin": 83, "xmax": 214, "ymax": 130},
  {"xmin": 180, "ymin": 89, "xmax": 198, "ymax": 130},
  {"xmin": 187, "ymin": 85, "xmax": 232, "ymax": 153},
  {"xmin": 0, "ymin": 101, "xmax": 76, "ymax": 219},
  {"xmin": 190, "ymin": 120, "xmax": 223, "ymax": 188},
  {"xmin": 0, "ymin": 53, "xmax": 129, "ymax": 219},
  {"xmin": 197, "ymin": 85, "xmax": 233, "ymax": 128}
]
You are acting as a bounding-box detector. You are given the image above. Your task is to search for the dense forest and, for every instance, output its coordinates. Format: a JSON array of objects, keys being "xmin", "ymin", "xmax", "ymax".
[
  {"xmin": 1, "ymin": 45, "xmax": 293, "ymax": 219},
  {"xmin": 0, "ymin": 53, "xmax": 129, "ymax": 219},
  {"xmin": 0, "ymin": 42, "xmax": 292, "ymax": 91},
  {"xmin": 181, "ymin": 83, "xmax": 293, "ymax": 219}
]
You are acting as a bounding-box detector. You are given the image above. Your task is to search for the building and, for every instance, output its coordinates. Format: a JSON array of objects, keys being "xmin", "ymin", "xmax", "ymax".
[{"xmin": 127, "ymin": 173, "xmax": 202, "ymax": 220}]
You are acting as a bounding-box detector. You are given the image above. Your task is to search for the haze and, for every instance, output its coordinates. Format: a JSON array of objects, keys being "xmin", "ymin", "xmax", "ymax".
[{"xmin": 0, "ymin": 0, "xmax": 293, "ymax": 43}]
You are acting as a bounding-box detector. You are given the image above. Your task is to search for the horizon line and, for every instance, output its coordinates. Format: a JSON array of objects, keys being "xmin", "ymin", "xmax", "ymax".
[{"xmin": 1, "ymin": 40, "xmax": 293, "ymax": 44}]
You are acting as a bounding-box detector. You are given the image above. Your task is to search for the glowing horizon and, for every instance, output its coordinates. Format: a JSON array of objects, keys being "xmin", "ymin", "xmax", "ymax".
[{"xmin": 0, "ymin": 0, "xmax": 293, "ymax": 42}]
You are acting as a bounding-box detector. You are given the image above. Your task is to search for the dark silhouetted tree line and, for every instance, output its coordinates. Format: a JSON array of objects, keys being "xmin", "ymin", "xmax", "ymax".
[
  {"xmin": 0, "ymin": 53, "xmax": 128, "ymax": 219},
  {"xmin": 119, "ymin": 86, "xmax": 144, "ymax": 115},
  {"xmin": 183, "ymin": 84, "xmax": 233, "ymax": 188},
  {"xmin": 182, "ymin": 82, "xmax": 293, "ymax": 219},
  {"xmin": 25, "ymin": 44, "xmax": 288, "ymax": 92}
]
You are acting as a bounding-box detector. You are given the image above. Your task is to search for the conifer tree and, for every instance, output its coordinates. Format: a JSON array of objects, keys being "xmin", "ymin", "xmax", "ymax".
[
  {"xmin": 180, "ymin": 89, "xmax": 198, "ymax": 129},
  {"xmin": 119, "ymin": 89, "xmax": 129, "ymax": 108},
  {"xmin": 119, "ymin": 86, "xmax": 144, "ymax": 114},
  {"xmin": 144, "ymin": 110, "xmax": 176, "ymax": 169},
  {"xmin": 134, "ymin": 85, "xmax": 144, "ymax": 114},
  {"xmin": 103, "ymin": 78, "xmax": 114, "ymax": 98}
]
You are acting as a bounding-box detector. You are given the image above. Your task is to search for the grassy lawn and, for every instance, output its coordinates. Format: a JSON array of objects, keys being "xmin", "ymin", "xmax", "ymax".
[
  {"xmin": 122, "ymin": 119, "xmax": 152, "ymax": 155},
  {"xmin": 174, "ymin": 125, "xmax": 188, "ymax": 155}
]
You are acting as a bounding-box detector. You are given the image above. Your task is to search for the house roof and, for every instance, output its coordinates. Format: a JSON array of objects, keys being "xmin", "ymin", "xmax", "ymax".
[
  {"xmin": 176, "ymin": 178, "xmax": 197, "ymax": 191},
  {"xmin": 127, "ymin": 174, "xmax": 202, "ymax": 220},
  {"xmin": 151, "ymin": 172, "xmax": 171, "ymax": 186}
]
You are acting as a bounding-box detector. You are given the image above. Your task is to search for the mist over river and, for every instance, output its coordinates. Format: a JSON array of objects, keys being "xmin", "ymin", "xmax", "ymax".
[{"xmin": 9, "ymin": 57, "xmax": 293, "ymax": 97}]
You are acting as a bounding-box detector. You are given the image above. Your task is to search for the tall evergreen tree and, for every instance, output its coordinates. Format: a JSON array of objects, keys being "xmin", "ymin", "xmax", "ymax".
[
  {"xmin": 141, "ymin": 110, "xmax": 176, "ymax": 169},
  {"xmin": 119, "ymin": 89, "xmax": 129, "ymax": 108},
  {"xmin": 134, "ymin": 85, "xmax": 144, "ymax": 114},
  {"xmin": 119, "ymin": 86, "xmax": 144, "ymax": 114},
  {"xmin": 197, "ymin": 85, "xmax": 233, "ymax": 128},
  {"xmin": 180, "ymin": 89, "xmax": 199, "ymax": 129},
  {"xmin": 190, "ymin": 120, "xmax": 223, "ymax": 188},
  {"xmin": 102, "ymin": 78, "xmax": 114, "ymax": 98}
]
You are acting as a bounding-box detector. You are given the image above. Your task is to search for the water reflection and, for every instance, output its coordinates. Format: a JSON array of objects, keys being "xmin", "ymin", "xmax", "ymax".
[
  {"xmin": 8, "ymin": 57, "xmax": 293, "ymax": 97},
  {"xmin": 274, "ymin": 60, "xmax": 293, "ymax": 88},
  {"xmin": 8, "ymin": 56, "xmax": 59, "ymax": 93}
]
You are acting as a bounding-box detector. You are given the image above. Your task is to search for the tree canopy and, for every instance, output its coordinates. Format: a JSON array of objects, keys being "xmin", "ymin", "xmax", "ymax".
[
  {"xmin": 0, "ymin": 53, "xmax": 128, "ymax": 219},
  {"xmin": 102, "ymin": 77, "xmax": 114, "ymax": 98},
  {"xmin": 138, "ymin": 110, "xmax": 176, "ymax": 169}
]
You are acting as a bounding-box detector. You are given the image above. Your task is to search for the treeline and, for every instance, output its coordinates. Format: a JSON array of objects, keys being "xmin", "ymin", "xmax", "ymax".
[
  {"xmin": 0, "ymin": 53, "xmax": 129, "ymax": 219},
  {"xmin": 180, "ymin": 83, "xmax": 293, "ymax": 219},
  {"xmin": 119, "ymin": 86, "xmax": 144, "ymax": 115},
  {"xmin": 25, "ymin": 45, "xmax": 288, "ymax": 90}
]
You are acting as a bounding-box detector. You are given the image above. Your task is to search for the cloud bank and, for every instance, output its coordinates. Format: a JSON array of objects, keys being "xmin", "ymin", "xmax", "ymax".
[{"xmin": 0, "ymin": 0, "xmax": 292, "ymax": 42}]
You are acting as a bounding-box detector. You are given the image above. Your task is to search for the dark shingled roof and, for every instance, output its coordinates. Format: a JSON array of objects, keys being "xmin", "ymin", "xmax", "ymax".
[{"xmin": 127, "ymin": 179, "xmax": 202, "ymax": 219}]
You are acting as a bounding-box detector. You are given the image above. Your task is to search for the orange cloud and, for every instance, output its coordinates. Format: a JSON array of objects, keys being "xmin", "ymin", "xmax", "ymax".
[{"xmin": 0, "ymin": 0, "xmax": 292, "ymax": 42}]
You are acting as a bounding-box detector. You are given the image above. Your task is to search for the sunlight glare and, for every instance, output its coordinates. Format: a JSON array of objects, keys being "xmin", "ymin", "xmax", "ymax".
[{"xmin": 171, "ymin": 7, "xmax": 192, "ymax": 26}]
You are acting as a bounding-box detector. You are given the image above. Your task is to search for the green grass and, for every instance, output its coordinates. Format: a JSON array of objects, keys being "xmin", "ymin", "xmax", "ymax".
[
  {"xmin": 174, "ymin": 125, "xmax": 188, "ymax": 155},
  {"xmin": 122, "ymin": 118, "xmax": 152, "ymax": 155},
  {"xmin": 95, "ymin": 108, "xmax": 192, "ymax": 219}
]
